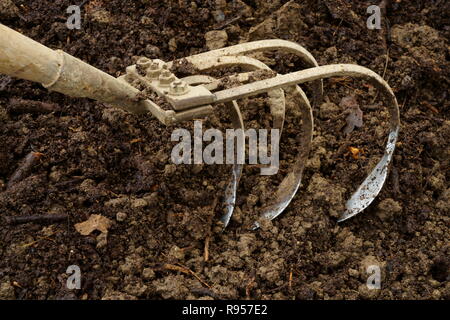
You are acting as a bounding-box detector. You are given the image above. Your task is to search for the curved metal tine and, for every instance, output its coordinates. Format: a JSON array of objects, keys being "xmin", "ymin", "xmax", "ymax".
[
  {"xmin": 221, "ymin": 102, "xmax": 245, "ymax": 228},
  {"xmin": 212, "ymin": 64, "xmax": 401, "ymax": 222},
  {"xmin": 338, "ymin": 126, "xmax": 399, "ymax": 222},
  {"xmin": 182, "ymin": 55, "xmax": 315, "ymax": 229},
  {"xmin": 181, "ymin": 75, "xmax": 245, "ymax": 229},
  {"xmin": 180, "ymin": 75, "xmax": 217, "ymax": 86},
  {"xmin": 253, "ymin": 86, "xmax": 313, "ymax": 230},
  {"xmin": 172, "ymin": 39, "xmax": 324, "ymax": 106}
]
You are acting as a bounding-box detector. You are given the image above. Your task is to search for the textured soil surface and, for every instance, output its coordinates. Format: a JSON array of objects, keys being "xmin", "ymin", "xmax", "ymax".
[{"xmin": 0, "ymin": 0, "xmax": 449, "ymax": 300}]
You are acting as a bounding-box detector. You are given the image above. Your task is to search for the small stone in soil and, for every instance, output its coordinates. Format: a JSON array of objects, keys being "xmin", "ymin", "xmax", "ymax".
[{"xmin": 116, "ymin": 212, "xmax": 127, "ymax": 222}]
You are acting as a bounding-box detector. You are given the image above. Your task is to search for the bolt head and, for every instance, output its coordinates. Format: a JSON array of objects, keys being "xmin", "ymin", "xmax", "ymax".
[
  {"xmin": 137, "ymin": 57, "xmax": 152, "ymax": 67},
  {"xmin": 158, "ymin": 71, "xmax": 176, "ymax": 86},
  {"xmin": 146, "ymin": 62, "xmax": 163, "ymax": 79},
  {"xmin": 124, "ymin": 66, "xmax": 136, "ymax": 83},
  {"xmin": 169, "ymin": 80, "xmax": 189, "ymax": 95},
  {"xmin": 149, "ymin": 62, "xmax": 160, "ymax": 70},
  {"xmin": 125, "ymin": 65, "xmax": 134, "ymax": 73},
  {"xmin": 161, "ymin": 70, "xmax": 172, "ymax": 77},
  {"xmin": 136, "ymin": 57, "xmax": 153, "ymax": 76}
]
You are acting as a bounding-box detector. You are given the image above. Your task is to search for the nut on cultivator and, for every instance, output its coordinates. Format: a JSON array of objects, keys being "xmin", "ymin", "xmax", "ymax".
[{"xmin": 0, "ymin": 24, "xmax": 400, "ymax": 229}]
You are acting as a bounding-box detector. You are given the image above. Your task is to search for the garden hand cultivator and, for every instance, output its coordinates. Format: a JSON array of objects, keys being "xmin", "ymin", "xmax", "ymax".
[{"xmin": 0, "ymin": 24, "xmax": 400, "ymax": 228}]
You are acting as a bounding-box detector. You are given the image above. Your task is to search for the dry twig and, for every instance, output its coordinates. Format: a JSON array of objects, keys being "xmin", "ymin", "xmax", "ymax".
[
  {"xmin": 8, "ymin": 98, "xmax": 60, "ymax": 114},
  {"xmin": 5, "ymin": 213, "xmax": 68, "ymax": 225},
  {"xmin": 157, "ymin": 263, "xmax": 211, "ymax": 289},
  {"xmin": 7, "ymin": 151, "xmax": 43, "ymax": 189}
]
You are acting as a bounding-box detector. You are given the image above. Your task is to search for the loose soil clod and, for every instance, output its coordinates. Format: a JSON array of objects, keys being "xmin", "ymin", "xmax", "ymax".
[{"xmin": 74, "ymin": 214, "xmax": 112, "ymax": 236}]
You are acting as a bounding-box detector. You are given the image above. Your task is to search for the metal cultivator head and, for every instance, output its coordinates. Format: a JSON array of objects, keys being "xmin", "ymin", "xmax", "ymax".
[
  {"xmin": 119, "ymin": 39, "xmax": 401, "ymax": 229},
  {"xmin": 0, "ymin": 24, "xmax": 400, "ymax": 229}
]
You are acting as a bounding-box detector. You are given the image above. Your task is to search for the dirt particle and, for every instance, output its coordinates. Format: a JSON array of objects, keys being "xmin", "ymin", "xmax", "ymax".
[
  {"xmin": 131, "ymin": 198, "xmax": 148, "ymax": 209},
  {"xmin": 237, "ymin": 233, "xmax": 257, "ymax": 257},
  {"xmin": 319, "ymin": 101, "xmax": 340, "ymax": 120},
  {"xmin": 377, "ymin": 198, "xmax": 402, "ymax": 220},
  {"xmin": 105, "ymin": 197, "xmax": 129, "ymax": 208},
  {"xmin": 0, "ymin": 278, "xmax": 14, "ymax": 300},
  {"xmin": 0, "ymin": 0, "xmax": 18, "ymax": 19},
  {"xmin": 119, "ymin": 253, "xmax": 144, "ymax": 275},
  {"xmin": 74, "ymin": 214, "xmax": 112, "ymax": 236},
  {"xmin": 337, "ymin": 228, "xmax": 363, "ymax": 250},
  {"xmin": 164, "ymin": 164, "xmax": 177, "ymax": 175},
  {"xmin": 153, "ymin": 275, "xmax": 191, "ymax": 299},
  {"xmin": 428, "ymin": 173, "xmax": 446, "ymax": 192},
  {"xmin": 257, "ymin": 252, "xmax": 284, "ymax": 285},
  {"xmin": 430, "ymin": 257, "xmax": 449, "ymax": 283},
  {"xmin": 307, "ymin": 174, "xmax": 345, "ymax": 218},
  {"xmin": 432, "ymin": 289, "xmax": 442, "ymax": 300},
  {"xmin": 212, "ymin": 10, "xmax": 225, "ymax": 23},
  {"xmin": 101, "ymin": 289, "xmax": 137, "ymax": 300},
  {"xmin": 123, "ymin": 280, "xmax": 148, "ymax": 297},
  {"xmin": 116, "ymin": 212, "xmax": 127, "ymax": 222},
  {"xmin": 142, "ymin": 192, "xmax": 159, "ymax": 207},
  {"xmin": 87, "ymin": 7, "xmax": 112, "ymax": 24},
  {"xmin": 358, "ymin": 283, "xmax": 380, "ymax": 299},
  {"xmin": 391, "ymin": 23, "xmax": 446, "ymax": 51},
  {"xmin": 348, "ymin": 268, "xmax": 359, "ymax": 278},
  {"xmin": 0, "ymin": 105, "xmax": 9, "ymax": 122},
  {"xmin": 205, "ymin": 30, "xmax": 228, "ymax": 50},
  {"xmin": 145, "ymin": 44, "xmax": 161, "ymax": 58},
  {"xmin": 96, "ymin": 232, "xmax": 108, "ymax": 249},
  {"xmin": 143, "ymin": 268, "xmax": 155, "ymax": 280},
  {"xmin": 436, "ymin": 188, "xmax": 450, "ymax": 211},
  {"xmin": 168, "ymin": 38, "xmax": 178, "ymax": 52},
  {"xmin": 140, "ymin": 16, "xmax": 154, "ymax": 26},
  {"xmin": 168, "ymin": 245, "xmax": 185, "ymax": 261},
  {"xmin": 248, "ymin": 0, "xmax": 306, "ymax": 40}
]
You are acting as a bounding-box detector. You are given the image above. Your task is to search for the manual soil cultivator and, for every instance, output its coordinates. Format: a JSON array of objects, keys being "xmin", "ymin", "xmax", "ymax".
[{"xmin": 0, "ymin": 24, "xmax": 400, "ymax": 229}]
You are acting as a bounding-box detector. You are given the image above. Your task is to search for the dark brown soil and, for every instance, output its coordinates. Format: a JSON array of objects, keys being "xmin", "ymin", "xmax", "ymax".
[{"xmin": 0, "ymin": 0, "xmax": 449, "ymax": 300}]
